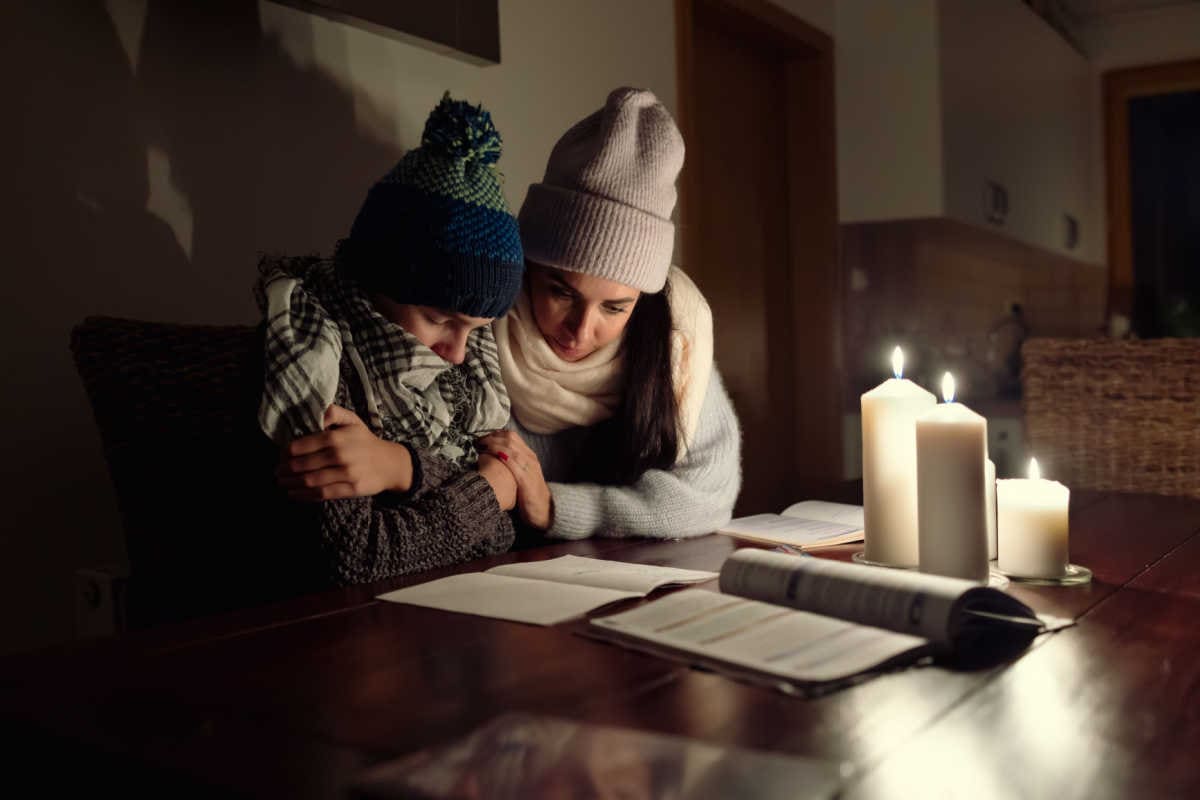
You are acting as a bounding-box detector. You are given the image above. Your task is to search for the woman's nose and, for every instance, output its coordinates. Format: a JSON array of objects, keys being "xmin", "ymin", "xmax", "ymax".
[{"xmin": 564, "ymin": 306, "xmax": 596, "ymax": 342}]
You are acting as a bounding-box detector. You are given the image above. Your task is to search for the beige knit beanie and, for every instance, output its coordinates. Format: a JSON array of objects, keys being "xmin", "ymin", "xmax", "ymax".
[{"xmin": 518, "ymin": 87, "xmax": 684, "ymax": 293}]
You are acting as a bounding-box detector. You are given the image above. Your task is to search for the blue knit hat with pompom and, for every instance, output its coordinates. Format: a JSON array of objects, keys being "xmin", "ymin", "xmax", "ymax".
[{"xmin": 338, "ymin": 92, "xmax": 524, "ymax": 318}]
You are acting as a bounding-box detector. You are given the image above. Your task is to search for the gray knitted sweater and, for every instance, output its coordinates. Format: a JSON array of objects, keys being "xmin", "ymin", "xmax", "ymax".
[
  {"xmin": 314, "ymin": 355, "xmax": 515, "ymax": 586},
  {"xmin": 510, "ymin": 370, "xmax": 741, "ymax": 540}
]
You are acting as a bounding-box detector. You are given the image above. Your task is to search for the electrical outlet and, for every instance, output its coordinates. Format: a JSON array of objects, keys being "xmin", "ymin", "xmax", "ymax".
[
  {"xmin": 984, "ymin": 180, "xmax": 1008, "ymax": 226},
  {"xmin": 75, "ymin": 565, "xmax": 129, "ymax": 638},
  {"xmin": 1064, "ymin": 213, "xmax": 1080, "ymax": 250}
]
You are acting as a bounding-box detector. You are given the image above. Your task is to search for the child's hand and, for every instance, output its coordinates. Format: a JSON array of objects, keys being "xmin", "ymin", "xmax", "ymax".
[
  {"xmin": 476, "ymin": 431, "xmax": 553, "ymax": 529},
  {"xmin": 277, "ymin": 405, "xmax": 414, "ymax": 502}
]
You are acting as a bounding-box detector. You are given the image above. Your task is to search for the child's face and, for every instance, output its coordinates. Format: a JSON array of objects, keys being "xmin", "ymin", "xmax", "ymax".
[
  {"xmin": 526, "ymin": 264, "xmax": 640, "ymax": 362},
  {"xmin": 372, "ymin": 295, "xmax": 493, "ymax": 364}
]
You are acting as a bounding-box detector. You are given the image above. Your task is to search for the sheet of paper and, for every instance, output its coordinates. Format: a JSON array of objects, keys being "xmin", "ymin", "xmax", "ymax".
[
  {"xmin": 718, "ymin": 513, "xmax": 862, "ymax": 547},
  {"xmin": 377, "ymin": 573, "xmax": 639, "ymax": 626},
  {"xmin": 780, "ymin": 500, "xmax": 864, "ymax": 528},
  {"xmin": 487, "ymin": 554, "xmax": 717, "ymax": 593},
  {"xmin": 591, "ymin": 589, "xmax": 924, "ymax": 683}
]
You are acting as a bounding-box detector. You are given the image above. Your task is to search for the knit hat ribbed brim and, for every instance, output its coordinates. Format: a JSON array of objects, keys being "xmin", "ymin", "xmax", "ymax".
[{"xmin": 518, "ymin": 88, "xmax": 684, "ymax": 294}]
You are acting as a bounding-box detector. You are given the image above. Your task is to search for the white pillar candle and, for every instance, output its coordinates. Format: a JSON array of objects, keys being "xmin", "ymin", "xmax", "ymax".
[
  {"xmin": 986, "ymin": 457, "xmax": 997, "ymax": 560},
  {"xmin": 861, "ymin": 347, "xmax": 937, "ymax": 567},
  {"xmin": 997, "ymin": 458, "xmax": 1070, "ymax": 578},
  {"xmin": 916, "ymin": 373, "xmax": 989, "ymax": 582}
]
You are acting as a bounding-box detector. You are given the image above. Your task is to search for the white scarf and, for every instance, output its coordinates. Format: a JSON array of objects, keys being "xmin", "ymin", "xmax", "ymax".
[{"xmin": 494, "ymin": 266, "xmax": 713, "ymax": 459}]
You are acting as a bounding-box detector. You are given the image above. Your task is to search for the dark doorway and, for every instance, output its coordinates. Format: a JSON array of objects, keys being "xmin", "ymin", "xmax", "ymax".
[
  {"xmin": 1103, "ymin": 59, "xmax": 1200, "ymax": 327},
  {"xmin": 1129, "ymin": 90, "xmax": 1200, "ymax": 338},
  {"xmin": 675, "ymin": 0, "xmax": 841, "ymax": 515}
]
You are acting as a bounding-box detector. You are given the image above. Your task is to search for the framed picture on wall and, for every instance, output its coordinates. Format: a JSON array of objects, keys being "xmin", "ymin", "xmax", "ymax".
[{"xmin": 270, "ymin": 0, "xmax": 500, "ymax": 64}]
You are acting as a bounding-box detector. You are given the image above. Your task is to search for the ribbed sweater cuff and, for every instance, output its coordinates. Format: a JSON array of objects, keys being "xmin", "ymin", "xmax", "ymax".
[
  {"xmin": 409, "ymin": 445, "xmax": 455, "ymax": 496},
  {"xmin": 442, "ymin": 471, "xmax": 516, "ymax": 550},
  {"xmin": 375, "ymin": 443, "xmax": 430, "ymax": 507},
  {"xmin": 544, "ymin": 482, "xmax": 597, "ymax": 540}
]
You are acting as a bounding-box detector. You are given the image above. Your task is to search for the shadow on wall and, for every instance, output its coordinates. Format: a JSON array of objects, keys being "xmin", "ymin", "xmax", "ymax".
[{"xmin": 1, "ymin": 0, "xmax": 401, "ymax": 654}]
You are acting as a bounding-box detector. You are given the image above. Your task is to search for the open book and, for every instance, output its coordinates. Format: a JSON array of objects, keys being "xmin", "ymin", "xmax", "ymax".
[
  {"xmin": 377, "ymin": 555, "xmax": 717, "ymax": 626},
  {"xmin": 717, "ymin": 501, "xmax": 864, "ymax": 550},
  {"xmin": 589, "ymin": 549, "xmax": 1066, "ymax": 694}
]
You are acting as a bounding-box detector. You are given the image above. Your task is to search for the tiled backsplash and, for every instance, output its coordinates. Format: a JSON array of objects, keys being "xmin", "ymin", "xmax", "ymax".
[{"xmin": 841, "ymin": 217, "xmax": 1107, "ymax": 406}]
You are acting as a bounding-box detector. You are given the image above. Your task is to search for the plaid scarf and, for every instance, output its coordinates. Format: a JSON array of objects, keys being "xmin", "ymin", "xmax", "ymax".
[{"xmin": 255, "ymin": 256, "xmax": 509, "ymax": 467}]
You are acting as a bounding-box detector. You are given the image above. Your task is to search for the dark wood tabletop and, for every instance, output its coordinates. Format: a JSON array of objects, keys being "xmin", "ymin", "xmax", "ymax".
[{"xmin": 3, "ymin": 489, "xmax": 1198, "ymax": 798}]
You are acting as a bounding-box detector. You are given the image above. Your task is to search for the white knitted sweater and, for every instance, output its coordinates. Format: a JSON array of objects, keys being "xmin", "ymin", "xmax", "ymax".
[{"xmin": 508, "ymin": 370, "xmax": 742, "ymax": 539}]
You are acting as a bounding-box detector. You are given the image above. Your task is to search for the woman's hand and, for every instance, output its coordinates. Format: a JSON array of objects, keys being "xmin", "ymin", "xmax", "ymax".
[
  {"xmin": 476, "ymin": 453, "xmax": 517, "ymax": 511},
  {"xmin": 476, "ymin": 431, "xmax": 553, "ymax": 529},
  {"xmin": 278, "ymin": 405, "xmax": 414, "ymax": 502}
]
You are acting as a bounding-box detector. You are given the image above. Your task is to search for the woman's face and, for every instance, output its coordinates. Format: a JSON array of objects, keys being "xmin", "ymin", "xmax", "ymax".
[
  {"xmin": 372, "ymin": 294, "xmax": 492, "ymax": 364},
  {"xmin": 527, "ymin": 264, "xmax": 640, "ymax": 362}
]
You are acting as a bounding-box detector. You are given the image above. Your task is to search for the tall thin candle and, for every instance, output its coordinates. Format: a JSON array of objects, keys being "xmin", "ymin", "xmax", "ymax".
[{"xmin": 916, "ymin": 373, "xmax": 989, "ymax": 582}]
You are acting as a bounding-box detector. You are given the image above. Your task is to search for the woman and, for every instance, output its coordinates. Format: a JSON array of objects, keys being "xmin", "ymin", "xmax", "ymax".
[
  {"xmin": 482, "ymin": 88, "xmax": 741, "ymax": 539},
  {"xmin": 257, "ymin": 93, "xmax": 523, "ymax": 584}
]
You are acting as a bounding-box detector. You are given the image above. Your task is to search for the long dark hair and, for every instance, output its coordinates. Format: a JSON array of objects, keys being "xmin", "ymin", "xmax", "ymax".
[{"xmin": 587, "ymin": 283, "xmax": 679, "ymax": 484}]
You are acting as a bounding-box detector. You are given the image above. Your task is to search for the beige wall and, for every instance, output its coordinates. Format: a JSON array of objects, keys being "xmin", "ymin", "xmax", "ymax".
[
  {"xmin": 1079, "ymin": 4, "xmax": 1200, "ymax": 72},
  {"xmin": 259, "ymin": 0, "xmax": 682, "ymax": 224},
  {"xmin": 835, "ymin": 0, "xmax": 944, "ymax": 222},
  {"xmin": 1, "ymin": 0, "xmax": 831, "ymax": 654}
]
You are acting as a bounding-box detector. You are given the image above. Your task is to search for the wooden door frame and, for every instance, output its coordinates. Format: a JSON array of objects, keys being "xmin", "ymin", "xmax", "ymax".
[
  {"xmin": 674, "ymin": 0, "xmax": 842, "ymax": 489},
  {"xmin": 1104, "ymin": 58, "xmax": 1200, "ymax": 319}
]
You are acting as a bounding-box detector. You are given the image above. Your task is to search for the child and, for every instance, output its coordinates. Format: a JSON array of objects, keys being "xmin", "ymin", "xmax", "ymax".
[{"xmin": 257, "ymin": 93, "xmax": 524, "ymax": 584}]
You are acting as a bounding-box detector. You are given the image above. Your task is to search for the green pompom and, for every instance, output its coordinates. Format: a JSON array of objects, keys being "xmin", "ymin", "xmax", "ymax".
[{"xmin": 421, "ymin": 91, "xmax": 502, "ymax": 165}]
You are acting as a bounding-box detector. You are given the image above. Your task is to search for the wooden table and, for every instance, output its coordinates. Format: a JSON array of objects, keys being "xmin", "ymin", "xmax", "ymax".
[{"xmin": 2, "ymin": 489, "xmax": 1198, "ymax": 798}]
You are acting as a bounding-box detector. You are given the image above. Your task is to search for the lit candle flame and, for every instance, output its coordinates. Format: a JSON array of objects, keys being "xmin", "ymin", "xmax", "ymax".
[
  {"xmin": 1028, "ymin": 457, "xmax": 1041, "ymax": 480},
  {"xmin": 891, "ymin": 346, "xmax": 904, "ymax": 379},
  {"xmin": 941, "ymin": 372, "xmax": 956, "ymax": 404}
]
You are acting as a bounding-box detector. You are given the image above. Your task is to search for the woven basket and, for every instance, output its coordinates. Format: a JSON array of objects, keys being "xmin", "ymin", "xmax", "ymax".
[{"xmin": 1021, "ymin": 337, "xmax": 1200, "ymax": 497}]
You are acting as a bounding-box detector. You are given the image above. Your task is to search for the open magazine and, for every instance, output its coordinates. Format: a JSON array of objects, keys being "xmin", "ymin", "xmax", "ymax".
[{"xmin": 588, "ymin": 549, "xmax": 1068, "ymax": 694}]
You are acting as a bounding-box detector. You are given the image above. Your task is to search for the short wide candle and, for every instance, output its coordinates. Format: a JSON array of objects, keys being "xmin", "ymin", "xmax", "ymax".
[
  {"xmin": 916, "ymin": 373, "xmax": 989, "ymax": 582},
  {"xmin": 997, "ymin": 458, "xmax": 1070, "ymax": 578},
  {"xmin": 861, "ymin": 347, "xmax": 937, "ymax": 567}
]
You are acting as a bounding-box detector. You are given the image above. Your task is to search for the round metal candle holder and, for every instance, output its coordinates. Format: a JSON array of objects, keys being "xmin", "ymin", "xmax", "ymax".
[
  {"xmin": 851, "ymin": 551, "xmax": 1011, "ymax": 587},
  {"xmin": 985, "ymin": 569, "xmax": 1010, "ymax": 589},
  {"xmin": 995, "ymin": 563, "xmax": 1092, "ymax": 586},
  {"xmin": 851, "ymin": 551, "xmax": 917, "ymax": 570}
]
